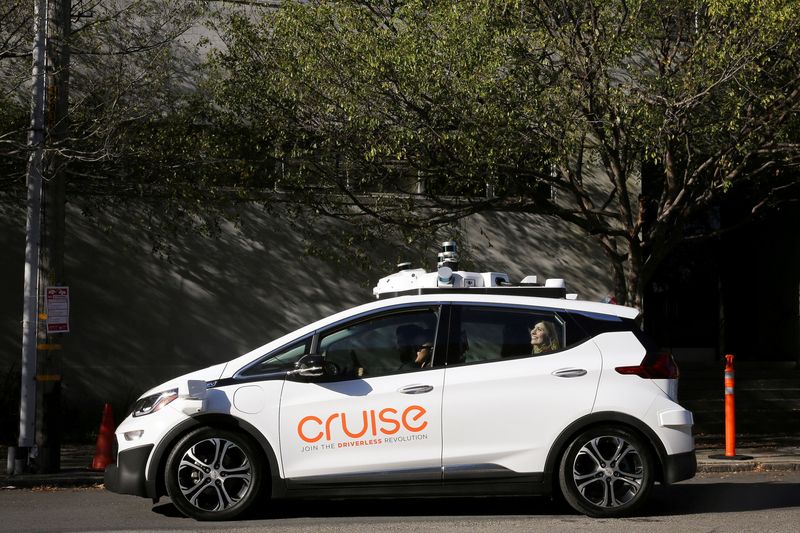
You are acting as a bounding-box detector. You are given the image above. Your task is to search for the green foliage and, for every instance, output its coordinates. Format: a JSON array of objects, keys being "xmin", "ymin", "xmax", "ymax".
[
  {"xmin": 0, "ymin": 0, "xmax": 35, "ymax": 190},
  {"xmin": 0, "ymin": 1, "xmax": 232, "ymax": 253},
  {"xmin": 204, "ymin": 0, "xmax": 800, "ymax": 305},
  {"xmin": 209, "ymin": 1, "xmax": 554, "ymax": 206},
  {"xmin": 4, "ymin": 1, "xmax": 798, "ymax": 305}
]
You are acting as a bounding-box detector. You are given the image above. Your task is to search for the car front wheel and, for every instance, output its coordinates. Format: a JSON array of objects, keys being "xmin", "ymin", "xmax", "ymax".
[
  {"xmin": 165, "ymin": 427, "xmax": 264, "ymax": 521},
  {"xmin": 558, "ymin": 426, "xmax": 654, "ymax": 518}
]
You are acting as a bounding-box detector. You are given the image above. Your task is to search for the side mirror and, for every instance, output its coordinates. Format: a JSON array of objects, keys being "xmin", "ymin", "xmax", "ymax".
[
  {"xmin": 179, "ymin": 379, "xmax": 208, "ymax": 400},
  {"xmin": 288, "ymin": 354, "xmax": 325, "ymax": 380}
]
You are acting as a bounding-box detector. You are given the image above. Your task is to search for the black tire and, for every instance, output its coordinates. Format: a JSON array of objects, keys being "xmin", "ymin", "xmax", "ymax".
[
  {"xmin": 558, "ymin": 426, "xmax": 654, "ymax": 518},
  {"xmin": 165, "ymin": 427, "xmax": 264, "ymax": 521}
]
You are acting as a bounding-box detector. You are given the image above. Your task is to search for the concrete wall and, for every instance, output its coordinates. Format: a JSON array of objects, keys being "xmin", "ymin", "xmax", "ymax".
[{"xmin": 0, "ymin": 201, "xmax": 611, "ymax": 442}]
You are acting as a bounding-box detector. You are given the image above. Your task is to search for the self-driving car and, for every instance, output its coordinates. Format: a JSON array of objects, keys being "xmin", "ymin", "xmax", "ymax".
[{"xmin": 105, "ymin": 243, "xmax": 695, "ymax": 520}]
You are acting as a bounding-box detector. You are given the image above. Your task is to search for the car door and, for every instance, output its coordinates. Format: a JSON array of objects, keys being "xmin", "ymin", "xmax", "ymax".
[
  {"xmin": 441, "ymin": 305, "xmax": 601, "ymax": 477},
  {"xmin": 279, "ymin": 306, "xmax": 446, "ymax": 481}
]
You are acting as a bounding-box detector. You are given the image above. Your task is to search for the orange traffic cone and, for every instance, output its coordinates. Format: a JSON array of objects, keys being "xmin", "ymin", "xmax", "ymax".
[{"xmin": 91, "ymin": 403, "xmax": 115, "ymax": 471}]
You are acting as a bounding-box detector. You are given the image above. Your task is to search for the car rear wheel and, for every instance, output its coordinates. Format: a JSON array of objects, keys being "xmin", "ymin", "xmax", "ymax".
[
  {"xmin": 558, "ymin": 426, "xmax": 654, "ymax": 518},
  {"xmin": 165, "ymin": 427, "xmax": 264, "ymax": 521}
]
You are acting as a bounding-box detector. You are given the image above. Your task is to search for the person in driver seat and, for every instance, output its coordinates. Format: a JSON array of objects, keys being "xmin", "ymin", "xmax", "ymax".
[
  {"xmin": 396, "ymin": 324, "xmax": 423, "ymax": 366},
  {"xmin": 398, "ymin": 329, "xmax": 433, "ymax": 371}
]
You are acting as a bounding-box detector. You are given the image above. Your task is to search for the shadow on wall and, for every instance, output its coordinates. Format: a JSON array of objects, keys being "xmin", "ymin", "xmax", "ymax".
[
  {"xmin": 0, "ymin": 202, "xmax": 375, "ymax": 441},
  {"xmin": 462, "ymin": 211, "xmax": 612, "ymax": 301},
  {"xmin": 0, "ymin": 201, "xmax": 611, "ymax": 442}
]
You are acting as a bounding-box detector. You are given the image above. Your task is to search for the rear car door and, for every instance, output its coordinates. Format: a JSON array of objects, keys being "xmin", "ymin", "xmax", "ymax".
[{"xmin": 441, "ymin": 305, "xmax": 601, "ymax": 478}]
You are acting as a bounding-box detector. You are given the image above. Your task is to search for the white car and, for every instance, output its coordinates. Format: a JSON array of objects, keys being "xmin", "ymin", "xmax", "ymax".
[{"xmin": 105, "ymin": 256, "xmax": 695, "ymax": 520}]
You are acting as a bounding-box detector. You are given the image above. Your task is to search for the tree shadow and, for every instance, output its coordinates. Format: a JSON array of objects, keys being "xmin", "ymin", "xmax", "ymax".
[
  {"xmin": 1, "ymin": 200, "xmax": 613, "ymax": 441},
  {"xmin": 643, "ymin": 481, "xmax": 800, "ymax": 516},
  {"xmin": 152, "ymin": 495, "xmax": 559, "ymax": 520}
]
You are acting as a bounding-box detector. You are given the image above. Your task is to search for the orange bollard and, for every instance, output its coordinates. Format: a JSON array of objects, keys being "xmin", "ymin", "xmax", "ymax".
[
  {"xmin": 723, "ymin": 354, "xmax": 736, "ymax": 456},
  {"xmin": 709, "ymin": 354, "xmax": 752, "ymax": 461},
  {"xmin": 90, "ymin": 403, "xmax": 115, "ymax": 471}
]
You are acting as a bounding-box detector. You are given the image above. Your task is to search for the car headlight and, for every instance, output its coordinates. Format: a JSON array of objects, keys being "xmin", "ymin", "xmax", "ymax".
[{"xmin": 131, "ymin": 389, "xmax": 178, "ymax": 417}]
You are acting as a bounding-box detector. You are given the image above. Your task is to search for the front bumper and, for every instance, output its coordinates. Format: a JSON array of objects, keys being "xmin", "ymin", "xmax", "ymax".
[{"xmin": 104, "ymin": 444, "xmax": 153, "ymax": 498}]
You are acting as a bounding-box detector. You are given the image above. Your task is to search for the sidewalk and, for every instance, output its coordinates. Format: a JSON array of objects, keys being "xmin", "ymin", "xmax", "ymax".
[
  {"xmin": 1, "ymin": 445, "xmax": 103, "ymax": 489},
  {"xmin": 1, "ymin": 443, "xmax": 799, "ymax": 489},
  {"xmin": 695, "ymin": 445, "xmax": 800, "ymax": 473}
]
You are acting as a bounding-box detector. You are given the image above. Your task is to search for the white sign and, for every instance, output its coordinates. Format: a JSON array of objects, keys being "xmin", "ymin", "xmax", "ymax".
[{"xmin": 46, "ymin": 286, "xmax": 70, "ymax": 334}]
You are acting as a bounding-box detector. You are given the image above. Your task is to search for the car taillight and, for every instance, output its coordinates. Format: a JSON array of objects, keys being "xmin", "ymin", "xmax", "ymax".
[{"xmin": 616, "ymin": 351, "xmax": 679, "ymax": 379}]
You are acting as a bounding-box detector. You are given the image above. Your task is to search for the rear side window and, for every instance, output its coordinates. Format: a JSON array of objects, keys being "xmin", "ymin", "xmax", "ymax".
[
  {"xmin": 567, "ymin": 311, "xmax": 650, "ymax": 344},
  {"xmin": 447, "ymin": 306, "xmax": 591, "ymax": 365},
  {"xmin": 567, "ymin": 311, "xmax": 663, "ymax": 355}
]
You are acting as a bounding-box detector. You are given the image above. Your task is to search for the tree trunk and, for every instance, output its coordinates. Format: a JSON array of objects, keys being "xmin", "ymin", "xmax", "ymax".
[
  {"xmin": 624, "ymin": 240, "xmax": 644, "ymax": 312},
  {"xmin": 597, "ymin": 235, "xmax": 646, "ymax": 324}
]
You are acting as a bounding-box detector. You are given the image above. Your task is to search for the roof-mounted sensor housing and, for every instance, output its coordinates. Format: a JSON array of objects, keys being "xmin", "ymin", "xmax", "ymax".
[{"xmin": 373, "ymin": 242, "xmax": 575, "ymax": 300}]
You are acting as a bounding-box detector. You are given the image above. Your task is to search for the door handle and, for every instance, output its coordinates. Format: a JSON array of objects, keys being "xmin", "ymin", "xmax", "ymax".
[
  {"xmin": 552, "ymin": 368, "xmax": 587, "ymax": 378},
  {"xmin": 398, "ymin": 384, "xmax": 434, "ymax": 394}
]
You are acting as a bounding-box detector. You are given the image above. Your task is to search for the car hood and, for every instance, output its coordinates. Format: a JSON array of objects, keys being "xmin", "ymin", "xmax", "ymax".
[{"xmin": 139, "ymin": 362, "xmax": 228, "ymax": 398}]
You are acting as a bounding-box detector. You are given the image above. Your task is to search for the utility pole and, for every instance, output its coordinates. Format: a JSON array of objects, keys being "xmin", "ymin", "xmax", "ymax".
[
  {"xmin": 15, "ymin": 0, "xmax": 48, "ymax": 475},
  {"xmin": 37, "ymin": 0, "xmax": 72, "ymax": 473}
]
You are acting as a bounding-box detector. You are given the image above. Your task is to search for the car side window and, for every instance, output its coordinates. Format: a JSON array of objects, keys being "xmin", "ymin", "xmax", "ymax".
[
  {"xmin": 448, "ymin": 306, "xmax": 582, "ymax": 365},
  {"xmin": 238, "ymin": 337, "xmax": 310, "ymax": 377},
  {"xmin": 318, "ymin": 308, "xmax": 439, "ymax": 379}
]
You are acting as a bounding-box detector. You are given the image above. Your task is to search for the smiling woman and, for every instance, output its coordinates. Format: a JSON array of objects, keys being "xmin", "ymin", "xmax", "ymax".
[{"xmin": 530, "ymin": 320, "xmax": 560, "ymax": 355}]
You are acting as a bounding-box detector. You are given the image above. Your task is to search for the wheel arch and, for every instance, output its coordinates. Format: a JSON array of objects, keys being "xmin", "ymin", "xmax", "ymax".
[
  {"xmin": 543, "ymin": 411, "xmax": 668, "ymax": 490},
  {"xmin": 146, "ymin": 413, "xmax": 283, "ymax": 500}
]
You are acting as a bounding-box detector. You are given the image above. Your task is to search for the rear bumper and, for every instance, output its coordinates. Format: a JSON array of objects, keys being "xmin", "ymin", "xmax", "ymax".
[
  {"xmin": 104, "ymin": 444, "xmax": 153, "ymax": 498},
  {"xmin": 663, "ymin": 450, "xmax": 696, "ymax": 484}
]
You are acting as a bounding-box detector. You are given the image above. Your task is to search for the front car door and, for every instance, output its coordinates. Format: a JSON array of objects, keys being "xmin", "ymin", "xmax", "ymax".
[{"xmin": 279, "ymin": 306, "xmax": 446, "ymax": 485}]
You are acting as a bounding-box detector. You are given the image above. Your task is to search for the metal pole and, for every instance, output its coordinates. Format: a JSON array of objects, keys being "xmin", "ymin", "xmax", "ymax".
[
  {"xmin": 36, "ymin": 0, "xmax": 71, "ymax": 474},
  {"xmin": 16, "ymin": 0, "xmax": 49, "ymax": 475}
]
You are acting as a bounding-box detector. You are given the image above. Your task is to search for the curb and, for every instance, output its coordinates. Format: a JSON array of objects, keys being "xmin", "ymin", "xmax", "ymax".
[
  {"xmin": 696, "ymin": 461, "xmax": 800, "ymax": 473},
  {"xmin": 0, "ymin": 471, "xmax": 104, "ymax": 489}
]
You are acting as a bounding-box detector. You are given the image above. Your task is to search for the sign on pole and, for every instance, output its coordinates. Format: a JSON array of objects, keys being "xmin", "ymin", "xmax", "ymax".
[{"xmin": 45, "ymin": 286, "xmax": 69, "ymax": 333}]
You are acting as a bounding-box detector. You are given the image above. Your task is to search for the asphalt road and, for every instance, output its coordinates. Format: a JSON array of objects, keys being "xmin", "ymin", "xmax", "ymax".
[{"xmin": 1, "ymin": 471, "xmax": 798, "ymax": 532}]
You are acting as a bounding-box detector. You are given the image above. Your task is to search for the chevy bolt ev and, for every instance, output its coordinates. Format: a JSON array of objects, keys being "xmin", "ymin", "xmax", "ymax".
[{"xmin": 105, "ymin": 245, "xmax": 696, "ymax": 520}]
